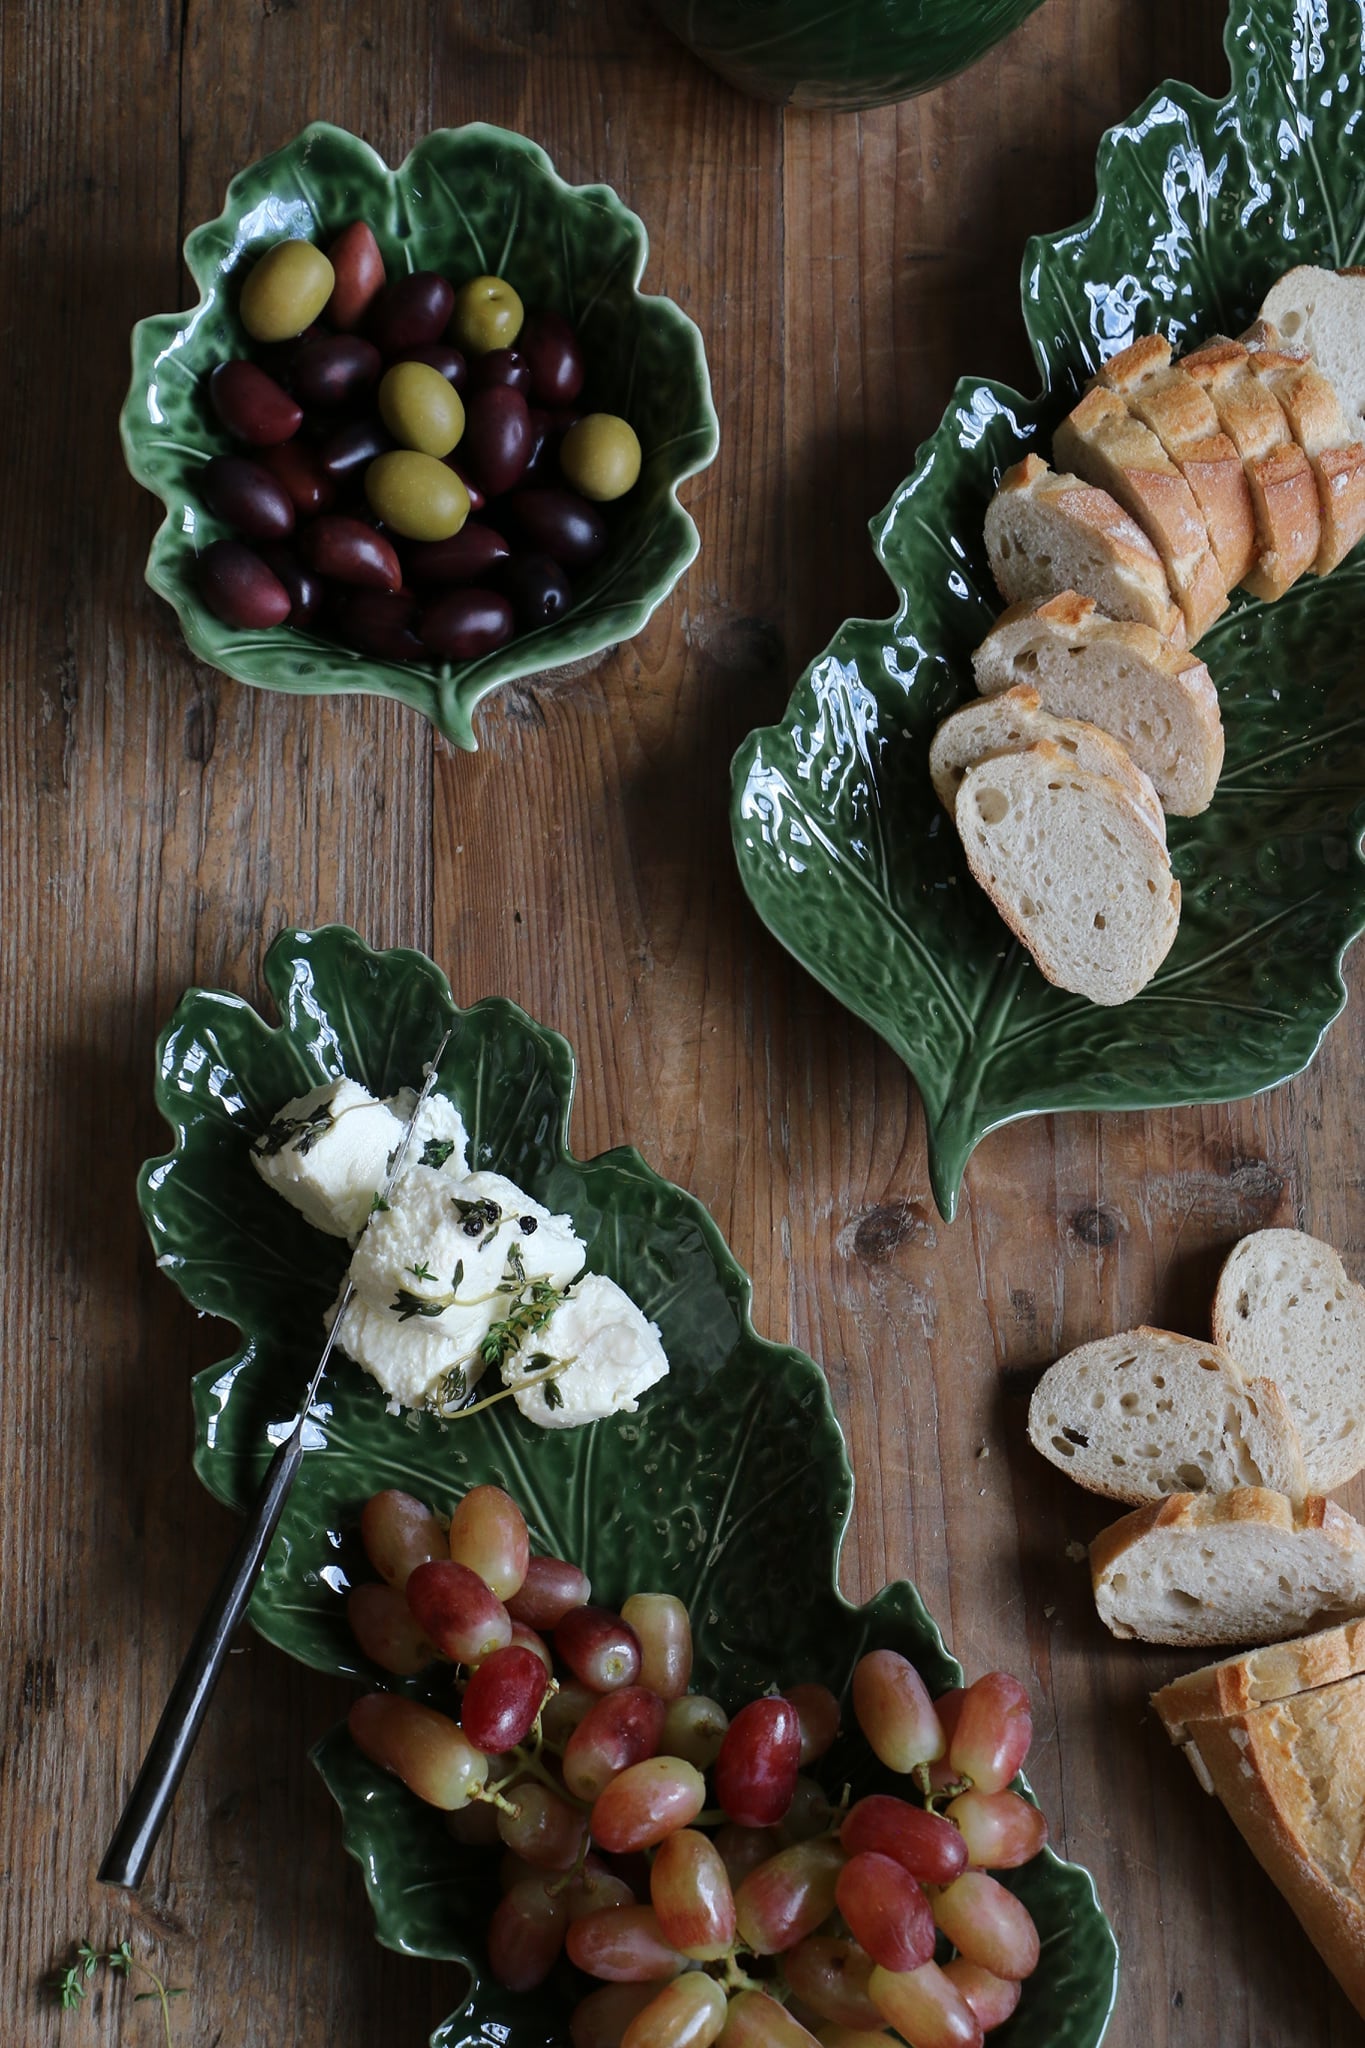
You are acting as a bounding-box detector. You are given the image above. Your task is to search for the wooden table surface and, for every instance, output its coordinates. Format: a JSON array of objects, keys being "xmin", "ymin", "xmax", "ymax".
[{"xmin": 5, "ymin": 0, "xmax": 1363, "ymax": 2042}]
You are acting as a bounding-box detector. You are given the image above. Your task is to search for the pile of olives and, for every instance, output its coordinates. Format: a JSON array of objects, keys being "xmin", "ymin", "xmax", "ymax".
[{"xmin": 193, "ymin": 223, "xmax": 643, "ymax": 665}]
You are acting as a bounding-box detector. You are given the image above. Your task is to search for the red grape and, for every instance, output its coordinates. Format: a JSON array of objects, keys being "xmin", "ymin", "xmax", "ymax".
[
  {"xmin": 774, "ymin": 1775, "xmax": 834, "ymax": 1848},
  {"xmin": 839, "ymin": 1794, "xmax": 968, "ymax": 1885},
  {"xmin": 714, "ymin": 1822, "xmax": 782, "ymax": 1888},
  {"xmin": 851, "ymin": 1651, "xmax": 946, "ymax": 1776},
  {"xmin": 347, "ymin": 1694, "xmax": 487, "ymax": 1810},
  {"xmin": 461, "ymin": 1644, "xmax": 550, "ymax": 1752},
  {"xmin": 566, "ymin": 1864, "xmax": 638, "ymax": 1919},
  {"xmin": 787, "ymin": 1682, "xmax": 841, "ymax": 1765},
  {"xmin": 931, "ymin": 1872, "xmax": 1040, "ymax": 1981},
  {"xmin": 542, "ymin": 1676, "xmax": 598, "ymax": 1747},
  {"xmin": 447, "ymin": 1484, "xmax": 530, "ymax": 1599},
  {"xmin": 780, "ymin": 1936, "xmax": 882, "ymax": 2029},
  {"xmin": 487, "ymin": 1875, "xmax": 567, "ymax": 1991},
  {"xmin": 869, "ymin": 1962, "xmax": 983, "ymax": 2048},
  {"xmin": 591, "ymin": 1756, "xmax": 706, "ymax": 1852},
  {"xmin": 948, "ymin": 1674, "xmax": 1032, "ymax": 1795},
  {"xmin": 566, "ymin": 1905, "xmax": 687, "ymax": 1982},
  {"xmin": 508, "ymin": 1554, "xmax": 593, "ymax": 1630},
  {"xmin": 346, "ymin": 1581, "xmax": 435, "ymax": 1676},
  {"xmin": 621, "ymin": 1593, "xmax": 692, "ymax": 1700},
  {"xmin": 511, "ymin": 1620, "xmax": 554, "ymax": 1673},
  {"xmin": 945, "ymin": 1788, "xmax": 1047, "ymax": 1869},
  {"xmin": 557, "ymin": 1606, "xmax": 643, "ymax": 1692},
  {"xmin": 834, "ymin": 1851, "xmax": 935, "ymax": 1973},
  {"xmin": 661, "ymin": 1694, "xmax": 729, "ymax": 1770},
  {"xmin": 623, "ymin": 1973, "xmax": 729, "ymax": 2048},
  {"xmin": 571, "ymin": 1984, "xmax": 659, "ymax": 2048},
  {"xmin": 717, "ymin": 1990, "xmax": 823, "ymax": 2045},
  {"xmin": 649, "ymin": 1827, "xmax": 735, "ymax": 1960},
  {"xmin": 564, "ymin": 1685, "xmax": 667, "ymax": 1801},
  {"xmin": 714, "ymin": 1697, "xmax": 801, "ymax": 1826},
  {"xmin": 942, "ymin": 1960, "xmax": 1022, "ymax": 2031},
  {"xmin": 445, "ymin": 1800, "xmax": 502, "ymax": 1846},
  {"xmin": 405, "ymin": 1559, "xmax": 511, "ymax": 1664},
  {"xmin": 733, "ymin": 1837, "xmax": 845, "ymax": 1954},
  {"xmin": 497, "ymin": 1780, "xmax": 588, "ymax": 1870}
]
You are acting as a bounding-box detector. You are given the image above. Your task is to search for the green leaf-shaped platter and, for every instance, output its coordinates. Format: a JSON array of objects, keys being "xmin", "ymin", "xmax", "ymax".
[
  {"xmin": 732, "ymin": 0, "xmax": 1365, "ymax": 1219},
  {"xmin": 141, "ymin": 925, "xmax": 1117, "ymax": 2046},
  {"xmin": 122, "ymin": 123, "xmax": 718, "ymax": 749}
]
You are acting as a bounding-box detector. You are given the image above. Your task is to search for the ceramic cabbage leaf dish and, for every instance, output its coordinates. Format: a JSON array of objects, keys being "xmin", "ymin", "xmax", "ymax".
[
  {"xmin": 139, "ymin": 925, "xmax": 1118, "ymax": 2046},
  {"xmin": 121, "ymin": 123, "xmax": 718, "ymax": 748},
  {"xmin": 732, "ymin": 0, "xmax": 1365, "ymax": 1218}
]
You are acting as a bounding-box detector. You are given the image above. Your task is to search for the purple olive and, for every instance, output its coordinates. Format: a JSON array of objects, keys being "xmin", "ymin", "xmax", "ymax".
[
  {"xmin": 331, "ymin": 588, "xmax": 424, "ymax": 660},
  {"xmin": 199, "ymin": 455, "xmax": 295, "ymax": 540},
  {"xmin": 519, "ymin": 312, "xmax": 585, "ymax": 407},
  {"xmin": 448, "ymin": 460, "xmax": 486, "ymax": 513},
  {"xmin": 299, "ymin": 516, "xmax": 402, "ymax": 591},
  {"xmin": 369, "ymin": 271, "xmax": 456, "ymax": 356},
  {"xmin": 208, "ymin": 360, "xmax": 302, "ymax": 446},
  {"xmin": 196, "ymin": 539, "xmax": 292, "ymax": 628},
  {"xmin": 418, "ymin": 588, "xmax": 516, "ymax": 660},
  {"xmin": 470, "ymin": 348, "xmax": 532, "ymax": 396},
  {"xmin": 502, "ymin": 552, "xmax": 572, "ymax": 629},
  {"xmin": 393, "ymin": 343, "xmax": 467, "ymax": 391},
  {"xmin": 406, "ymin": 524, "xmax": 512, "ymax": 585},
  {"xmin": 291, "ymin": 333, "xmax": 383, "ymax": 408},
  {"xmin": 258, "ymin": 438, "xmax": 336, "ymax": 517},
  {"xmin": 509, "ymin": 487, "xmax": 607, "ymax": 568},
  {"xmin": 462, "ymin": 386, "xmax": 533, "ymax": 497},
  {"xmin": 319, "ymin": 418, "xmax": 396, "ymax": 481},
  {"xmin": 257, "ymin": 544, "xmax": 325, "ymax": 627}
]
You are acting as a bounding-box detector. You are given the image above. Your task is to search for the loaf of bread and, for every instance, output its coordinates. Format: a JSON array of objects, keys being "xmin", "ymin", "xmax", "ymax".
[
  {"xmin": 1151, "ymin": 1623, "xmax": 1365, "ymax": 2018},
  {"xmin": 971, "ymin": 592, "xmax": 1223, "ymax": 815},
  {"xmin": 1212, "ymin": 1229, "xmax": 1365, "ymax": 1493}
]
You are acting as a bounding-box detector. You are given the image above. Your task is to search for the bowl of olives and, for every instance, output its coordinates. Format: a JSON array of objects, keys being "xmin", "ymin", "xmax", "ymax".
[{"xmin": 121, "ymin": 123, "xmax": 718, "ymax": 748}]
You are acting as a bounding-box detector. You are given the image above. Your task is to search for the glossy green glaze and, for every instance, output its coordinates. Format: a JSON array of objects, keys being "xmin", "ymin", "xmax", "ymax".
[
  {"xmin": 731, "ymin": 0, "xmax": 1365, "ymax": 1219},
  {"xmin": 141, "ymin": 926, "xmax": 1118, "ymax": 2048},
  {"xmin": 650, "ymin": 0, "xmax": 1047, "ymax": 109},
  {"xmin": 121, "ymin": 123, "xmax": 718, "ymax": 748}
]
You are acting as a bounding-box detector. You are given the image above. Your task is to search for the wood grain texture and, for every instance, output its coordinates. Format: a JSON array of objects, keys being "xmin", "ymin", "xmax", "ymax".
[{"xmin": 2, "ymin": 0, "xmax": 1362, "ymax": 2041}]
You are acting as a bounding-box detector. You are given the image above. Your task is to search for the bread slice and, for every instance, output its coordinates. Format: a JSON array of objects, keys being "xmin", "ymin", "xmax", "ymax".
[
  {"xmin": 984, "ymin": 453, "xmax": 1185, "ymax": 641},
  {"xmin": 1090, "ymin": 1487, "xmax": 1365, "ymax": 1647},
  {"xmin": 1152, "ymin": 1634, "xmax": 1365, "ymax": 2017},
  {"xmin": 1098, "ymin": 333, "xmax": 1257, "ymax": 590},
  {"xmin": 1260, "ymin": 265, "xmax": 1365, "ymax": 435},
  {"xmin": 928, "ymin": 683, "xmax": 1166, "ymax": 840},
  {"xmin": 1212, "ymin": 1229, "xmax": 1365, "ymax": 1493},
  {"xmin": 1028, "ymin": 1328, "xmax": 1307, "ymax": 1504},
  {"xmin": 954, "ymin": 742, "xmax": 1180, "ymax": 1005},
  {"xmin": 1179, "ymin": 339, "xmax": 1321, "ymax": 599},
  {"xmin": 1151, "ymin": 1617, "xmax": 1365, "ymax": 1732},
  {"xmin": 1053, "ymin": 385, "xmax": 1228, "ymax": 641},
  {"xmin": 1240, "ymin": 330, "xmax": 1365, "ymax": 574},
  {"xmin": 971, "ymin": 592, "xmax": 1224, "ymax": 816}
]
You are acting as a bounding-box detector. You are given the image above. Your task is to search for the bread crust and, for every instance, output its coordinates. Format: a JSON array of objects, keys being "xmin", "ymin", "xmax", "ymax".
[
  {"xmin": 1243, "ymin": 336, "xmax": 1365, "ymax": 573},
  {"xmin": 1180, "ymin": 340, "xmax": 1321, "ymax": 597},
  {"xmin": 1151, "ymin": 1618, "xmax": 1365, "ymax": 1731},
  {"xmin": 928, "ymin": 683, "xmax": 1165, "ymax": 838}
]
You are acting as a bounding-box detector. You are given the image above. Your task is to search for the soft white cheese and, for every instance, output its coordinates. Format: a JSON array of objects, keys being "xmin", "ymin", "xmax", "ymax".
[
  {"xmin": 325, "ymin": 1283, "xmax": 494, "ymax": 1409},
  {"xmin": 500, "ymin": 1272, "xmax": 669, "ymax": 1429},
  {"xmin": 251, "ymin": 1078, "xmax": 404, "ymax": 1239},
  {"xmin": 387, "ymin": 1087, "xmax": 470, "ymax": 1178},
  {"xmin": 455, "ymin": 1170, "xmax": 587, "ymax": 1293}
]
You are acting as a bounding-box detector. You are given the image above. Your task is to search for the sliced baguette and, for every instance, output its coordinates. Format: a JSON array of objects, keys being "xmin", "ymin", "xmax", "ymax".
[
  {"xmin": 1028, "ymin": 1328, "xmax": 1307, "ymax": 1504},
  {"xmin": 928, "ymin": 683, "xmax": 1166, "ymax": 840},
  {"xmin": 1090, "ymin": 1487, "xmax": 1365, "ymax": 1647},
  {"xmin": 1212, "ymin": 1229, "xmax": 1365, "ymax": 1493},
  {"xmin": 1098, "ymin": 333, "xmax": 1258, "ymax": 590},
  {"xmin": 1180, "ymin": 339, "xmax": 1321, "ymax": 599},
  {"xmin": 954, "ymin": 742, "xmax": 1179, "ymax": 1005},
  {"xmin": 1240, "ymin": 328, "xmax": 1365, "ymax": 574},
  {"xmin": 983, "ymin": 453, "xmax": 1185, "ymax": 641},
  {"xmin": 971, "ymin": 592, "xmax": 1224, "ymax": 815},
  {"xmin": 1053, "ymin": 384, "xmax": 1228, "ymax": 640},
  {"xmin": 1151, "ymin": 1617, "xmax": 1365, "ymax": 1732},
  {"xmin": 1260, "ymin": 265, "xmax": 1365, "ymax": 435},
  {"xmin": 1152, "ymin": 1644, "xmax": 1365, "ymax": 2017}
]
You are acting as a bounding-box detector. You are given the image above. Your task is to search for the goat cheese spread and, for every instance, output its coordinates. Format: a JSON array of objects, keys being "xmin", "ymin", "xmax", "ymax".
[{"xmin": 251, "ymin": 1077, "xmax": 668, "ymax": 1430}]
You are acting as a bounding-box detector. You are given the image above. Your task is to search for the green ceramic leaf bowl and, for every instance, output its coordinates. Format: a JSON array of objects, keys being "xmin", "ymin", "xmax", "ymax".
[
  {"xmin": 121, "ymin": 123, "xmax": 718, "ymax": 749},
  {"xmin": 140, "ymin": 925, "xmax": 1118, "ymax": 2048},
  {"xmin": 649, "ymin": 0, "xmax": 1048, "ymax": 110},
  {"xmin": 731, "ymin": 0, "xmax": 1365, "ymax": 1220}
]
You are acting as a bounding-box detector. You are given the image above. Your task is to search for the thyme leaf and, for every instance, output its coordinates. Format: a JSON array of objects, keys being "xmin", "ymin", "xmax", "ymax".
[
  {"xmin": 255, "ymin": 1106, "xmax": 333, "ymax": 1158},
  {"xmin": 421, "ymin": 1137, "xmax": 456, "ymax": 1169},
  {"xmin": 391, "ymin": 1287, "xmax": 453, "ymax": 1322}
]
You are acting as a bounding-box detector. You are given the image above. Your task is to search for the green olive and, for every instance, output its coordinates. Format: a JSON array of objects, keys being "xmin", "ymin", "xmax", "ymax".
[
  {"xmin": 378, "ymin": 361, "xmax": 466, "ymax": 458},
  {"xmin": 449, "ymin": 274, "xmax": 525, "ymax": 355},
  {"xmin": 559, "ymin": 413, "xmax": 642, "ymax": 503},
  {"xmin": 364, "ymin": 452, "xmax": 470, "ymax": 542},
  {"xmin": 239, "ymin": 239, "xmax": 335, "ymax": 343}
]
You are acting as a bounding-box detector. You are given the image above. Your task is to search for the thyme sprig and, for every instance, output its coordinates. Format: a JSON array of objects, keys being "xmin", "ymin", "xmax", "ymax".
[{"xmin": 51, "ymin": 1939, "xmax": 186, "ymax": 2047}]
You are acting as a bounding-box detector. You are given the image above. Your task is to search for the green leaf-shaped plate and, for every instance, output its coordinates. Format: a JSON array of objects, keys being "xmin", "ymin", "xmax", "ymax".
[
  {"xmin": 731, "ymin": 0, "xmax": 1365, "ymax": 1219},
  {"xmin": 121, "ymin": 123, "xmax": 718, "ymax": 749},
  {"xmin": 141, "ymin": 925, "xmax": 1117, "ymax": 2047}
]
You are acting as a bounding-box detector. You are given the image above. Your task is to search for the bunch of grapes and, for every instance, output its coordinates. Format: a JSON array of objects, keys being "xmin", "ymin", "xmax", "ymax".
[{"xmin": 345, "ymin": 1484, "xmax": 1048, "ymax": 2048}]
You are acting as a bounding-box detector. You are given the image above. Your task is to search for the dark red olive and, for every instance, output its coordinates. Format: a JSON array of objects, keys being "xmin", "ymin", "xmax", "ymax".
[
  {"xmin": 208, "ymin": 360, "xmax": 302, "ymax": 446},
  {"xmin": 406, "ymin": 524, "xmax": 512, "ymax": 584},
  {"xmin": 299, "ymin": 516, "xmax": 402, "ymax": 591},
  {"xmin": 369, "ymin": 271, "xmax": 456, "ymax": 356},
  {"xmin": 331, "ymin": 587, "xmax": 423, "ymax": 659},
  {"xmin": 291, "ymin": 334, "xmax": 383, "ymax": 409},
  {"xmin": 418, "ymin": 588, "xmax": 516, "ymax": 661},
  {"xmin": 502, "ymin": 552, "xmax": 572, "ymax": 629},
  {"xmin": 519, "ymin": 312, "xmax": 585, "ymax": 407},
  {"xmin": 258, "ymin": 438, "xmax": 336, "ymax": 518},
  {"xmin": 448, "ymin": 460, "xmax": 486, "ymax": 513},
  {"xmin": 393, "ymin": 343, "xmax": 467, "ymax": 391},
  {"xmin": 257, "ymin": 544, "xmax": 325, "ymax": 627},
  {"xmin": 196, "ymin": 539, "xmax": 292, "ymax": 628},
  {"xmin": 199, "ymin": 455, "xmax": 295, "ymax": 540},
  {"xmin": 318, "ymin": 418, "xmax": 396, "ymax": 481},
  {"xmin": 463, "ymin": 386, "xmax": 533, "ymax": 497},
  {"xmin": 470, "ymin": 348, "xmax": 532, "ymax": 396},
  {"xmin": 510, "ymin": 488, "xmax": 607, "ymax": 568},
  {"xmin": 327, "ymin": 221, "xmax": 387, "ymax": 331}
]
